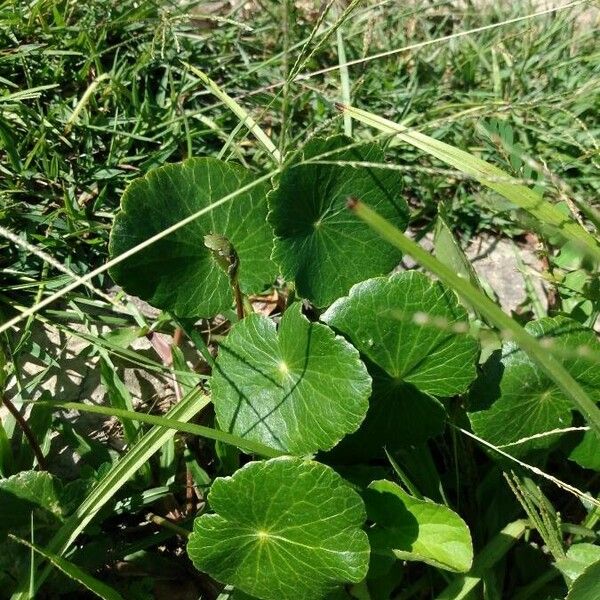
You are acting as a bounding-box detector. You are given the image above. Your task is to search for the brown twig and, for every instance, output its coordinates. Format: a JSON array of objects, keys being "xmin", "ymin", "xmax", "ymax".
[{"xmin": 2, "ymin": 395, "xmax": 47, "ymax": 470}]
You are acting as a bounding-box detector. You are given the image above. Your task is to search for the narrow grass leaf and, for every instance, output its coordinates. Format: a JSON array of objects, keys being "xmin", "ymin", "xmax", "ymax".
[
  {"xmin": 30, "ymin": 399, "xmax": 282, "ymax": 458},
  {"xmin": 9, "ymin": 536, "xmax": 125, "ymax": 600},
  {"xmin": 184, "ymin": 63, "xmax": 281, "ymax": 163},
  {"xmin": 341, "ymin": 104, "xmax": 600, "ymax": 263},
  {"xmin": 11, "ymin": 388, "xmax": 210, "ymax": 599}
]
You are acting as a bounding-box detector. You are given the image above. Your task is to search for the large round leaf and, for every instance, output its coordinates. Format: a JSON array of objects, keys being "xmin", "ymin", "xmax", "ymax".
[
  {"xmin": 365, "ymin": 479, "xmax": 473, "ymax": 573},
  {"xmin": 322, "ymin": 271, "xmax": 479, "ymax": 397},
  {"xmin": 109, "ymin": 158, "xmax": 277, "ymax": 318},
  {"xmin": 187, "ymin": 457, "xmax": 370, "ymax": 600},
  {"xmin": 212, "ymin": 303, "xmax": 371, "ymax": 454},
  {"xmin": 468, "ymin": 316, "xmax": 600, "ymax": 454},
  {"xmin": 268, "ymin": 136, "xmax": 409, "ymax": 308}
]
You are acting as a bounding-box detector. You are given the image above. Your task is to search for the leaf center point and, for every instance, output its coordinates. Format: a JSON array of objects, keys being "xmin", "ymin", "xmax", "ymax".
[
  {"xmin": 256, "ymin": 529, "xmax": 271, "ymax": 542},
  {"xmin": 278, "ymin": 361, "xmax": 290, "ymax": 375}
]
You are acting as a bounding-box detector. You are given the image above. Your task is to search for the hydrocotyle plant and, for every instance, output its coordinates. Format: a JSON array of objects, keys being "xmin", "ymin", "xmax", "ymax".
[{"xmin": 20, "ymin": 132, "xmax": 599, "ymax": 599}]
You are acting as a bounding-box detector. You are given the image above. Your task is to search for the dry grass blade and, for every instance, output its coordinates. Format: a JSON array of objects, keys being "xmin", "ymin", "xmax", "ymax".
[{"xmin": 454, "ymin": 425, "xmax": 600, "ymax": 508}]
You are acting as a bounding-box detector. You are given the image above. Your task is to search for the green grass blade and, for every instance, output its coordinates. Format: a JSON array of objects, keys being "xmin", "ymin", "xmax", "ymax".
[
  {"xmin": 341, "ymin": 104, "xmax": 600, "ymax": 263},
  {"xmin": 11, "ymin": 388, "xmax": 209, "ymax": 599},
  {"xmin": 64, "ymin": 73, "xmax": 110, "ymax": 133},
  {"xmin": 33, "ymin": 399, "xmax": 283, "ymax": 458},
  {"xmin": 184, "ymin": 63, "xmax": 281, "ymax": 164},
  {"xmin": 336, "ymin": 27, "xmax": 352, "ymax": 137},
  {"xmin": 9, "ymin": 535, "xmax": 125, "ymax": 600},
  {"xmin": 347, "ymin": 199, "xmax": 600, "ymax": 439}
]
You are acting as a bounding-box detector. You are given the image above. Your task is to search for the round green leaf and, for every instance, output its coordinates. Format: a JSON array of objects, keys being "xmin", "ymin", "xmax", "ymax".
[
  {"xmin": 109, "ymin": 158, "xmax": 277, "ymax": 318},
  {"xmin": 365, "ymin": 479, "xmax": 473, "ymax": 573},
  {"xmin": 187, "ymin": 457, "xmax": 370, "ymax": 600},
  {"xmin": 268, "ymin": 136, "xmax": 409, "ymax": 308},
  {"xmin": 468, "ymin": 316, "xmax": 600, "ymax": 454},
  {"xmin": 322, "ymin": 271, "xmax": 479, "ymax": 397},
  {"xmin": 212, "ymin": 303, "xmax": 371, "ymax": 454}
]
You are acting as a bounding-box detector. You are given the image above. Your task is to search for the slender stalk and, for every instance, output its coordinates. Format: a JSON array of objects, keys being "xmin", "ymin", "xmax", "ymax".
[
  {"xmin": 185, "ymin": 468, "xmax": 195, "ymax": 516},
  {"xmin": 280, "ymin": 0, "xmax": 290, "ymax": 157},
  {"xmin": 170, "ymin": 325, "xmax": 195, "ymax": 516},
  {"xmin": 64, "ymin": 73, "xmax": 110, "ymax": 133},
  {"xmin": 347, "ymin": 199, "xmax": 600, "ymax": 439},
  {"xmin": 336, "ymin": 24, "xmax": 351, "ymax": 136},
  {"xmin": 233, "ymin": 280, "xmax": 245, "ymax": 321},
  {"xmin": 172, "ymin": 327, "xmax": 183, "ymax": 349},
  {"xmin": 1, "ymin": 395, "xmax": 47, "ymax": 470}
]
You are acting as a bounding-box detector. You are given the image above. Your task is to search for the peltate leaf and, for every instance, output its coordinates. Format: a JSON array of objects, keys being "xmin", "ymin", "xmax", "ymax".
[
  {"xmin": 322, "ymin": 271, "xmax": 479, "ymax": 397},
  {"xmin": 268, "ymin": 135, "xmax": 409, "ymax": 307},
  {"xmin": 365, "ymin": 479, "xmax": 473, "ymax": 573},
  {"xmin": 212, "ymin": 303, "xmax": 371, "ymax": 454},
  {"xmin": 109, "ymin": 158, "xmax": 277, "ymax": 318},
  {"xmin": 468, "ymin": 316, "xmax": 600, "ymax": 454},
  {"xmin": 187, "ymin": 457, "xmax": 370, "ymax": 600}
]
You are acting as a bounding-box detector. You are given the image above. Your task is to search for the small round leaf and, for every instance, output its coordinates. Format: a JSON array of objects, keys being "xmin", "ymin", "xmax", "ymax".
[
  {"xmin": 468, "ymin": 316, "xmax": 600, "ymax": 453},
  {"xmin": 268, "ymin": 136, "xmax": 409, "ymax": 307},
  {"xmin": 187, "ymin": 457, "xmax": 370, "ymax": 600},
  {"xmin": 365, "ymin": 479, "xmax": 473, "ymax": 573},
  {"xmin": 322, "ymin": 271, "xmax": 479, "ymax": 397},
  {"xmin": 0, "ymin": 471, "xmax": 64, "ymax": 538},
  {"xmin": 212, "ymin": 303, "xmax": 371, "ymax": 454},
  {"xmin": 109, "ymin": 158, "xmax": 277, "ymax": 318}
]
